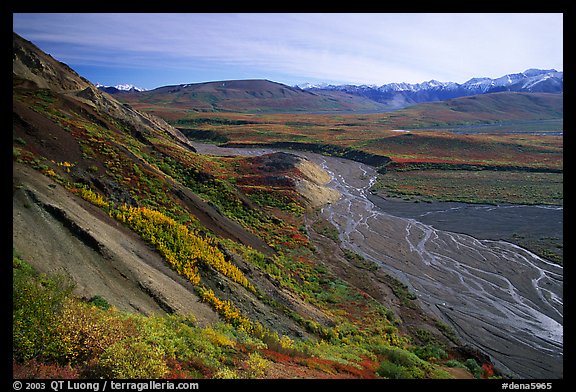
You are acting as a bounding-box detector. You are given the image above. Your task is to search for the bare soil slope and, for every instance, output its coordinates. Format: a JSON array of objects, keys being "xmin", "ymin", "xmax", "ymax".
[{"xmin": 13, "ymin": 163, "xmax": 220, "ymax": 323}]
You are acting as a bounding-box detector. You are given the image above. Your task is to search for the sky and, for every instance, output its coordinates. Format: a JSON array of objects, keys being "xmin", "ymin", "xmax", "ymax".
[{"xmin": 12, "ymin": 13, "xmax": 563, "ymax": 90}]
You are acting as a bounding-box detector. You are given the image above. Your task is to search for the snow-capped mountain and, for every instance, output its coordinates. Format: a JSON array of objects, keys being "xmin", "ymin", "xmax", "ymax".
[
  {"xmin": 296, "ymin": 82, "xmax": 331, "ymax": 90},
  {"xmin": 299, "ymin": 69, "xmax": 562, "ymax": 109},
  {"xmin": 460, "ymin": 69, "xmax": 563, "ymax": 93},
  {"xmin": 96, "ymin": 83, "xmax": 147, "ymax": 94},
  {"xmin": 115, "ymin": 83, "xmax": 147, "ymax": 92}
]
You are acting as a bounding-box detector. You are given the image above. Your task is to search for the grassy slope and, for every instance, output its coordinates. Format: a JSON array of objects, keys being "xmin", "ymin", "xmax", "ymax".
[
  {"xmin": 397, "ymin": 92, "xmax": 563, "ymax": 126},
  {"xmin": 14, "ymin": 251, "xmax": 472, "ymax": 379}
]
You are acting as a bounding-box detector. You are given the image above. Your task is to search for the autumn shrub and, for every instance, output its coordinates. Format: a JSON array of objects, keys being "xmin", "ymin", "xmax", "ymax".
[
  {"xmin": 196, "ymin": 286, "xmax": 256, "ymax": 333},
  {"xmin": 135, "ymin": 316, "xmax": 244, "ymax": 374},
  {"xmin": 212, "ymin": 366, "xmax": 239, "ymax": 379},
  {"xmin": 13, "ymin": 254, "xmax": 73, "ymax": 362},
  {"xmin": 203, "ymin": 327, "xmax": 236, "ymax": 348},
  {"xmin": 308, "ymin": 340, "xmax": 367, "ymax": 369},
  {"xmin": 78, "ymin": 187, "xmax": 108, "ymax": 208},
  {"xmin": 96, "ymin": 337, "xmax": 168, "ymax": 379},
  {"xmin": 163, "ymin": 358, "xmax": 194, "ymax": 379},
  {"xmin": 215, "ymin": 322, "xmax": 268, "ymax": 352},
  {"xmin": 13, "ymin": 359, "xmax": 80, "ymax": 379},
  {"xmin": 243, "ymin": 352, "xmax": 270, "ymax": 378},
  {"xmin": 55, "ymin": 299, "xmax": 138, "ymax": 365},
  {"xmin": 482, "ymin": 363, "xmax": 495, "ymax": 378},
  {"xmin": 111, "ymin": 205, "xmax": 255, "ymax": 292}
]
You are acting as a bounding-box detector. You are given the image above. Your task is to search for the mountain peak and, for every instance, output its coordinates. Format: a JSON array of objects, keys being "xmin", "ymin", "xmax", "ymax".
[{"xmin": 523, "ymin": 68, "xmax": 558, "ymax": 77}]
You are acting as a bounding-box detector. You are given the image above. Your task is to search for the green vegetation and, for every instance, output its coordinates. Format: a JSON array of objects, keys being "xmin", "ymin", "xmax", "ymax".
[
  {"xmin": 373, "ymin": 169, "xmax": 563, "ymax": 206},
  {"xmin": 389, "ymin": 279, "xmax": 418, "ymax": 306},
  {"xmin": 374, "ymin": 345, "xmax": 451, "ymax": 379},
  {"xmin": 342, "ymin": 249, "xmax": 378, "ymax": 272},
  {"xmin": 13, "ymin": 251, "xmax": 74, "ymax": 363},
  {"xmin": 445, "ymin": 358, "xmax": 495, "ymax": 379},
  {"xmin": 14, "ymin": 251, "xmax": 253, "ymax": 378},
  {"xmin": 87, "ymin": 295, "xmax": 111, "ymax": 310},
  {"xmin": 312, "ymin": 218, "xmax": 341, "ymax": 243},
  {"xmin": 14, "ymin": 252, "xmax": 469, "ymax": 379}
]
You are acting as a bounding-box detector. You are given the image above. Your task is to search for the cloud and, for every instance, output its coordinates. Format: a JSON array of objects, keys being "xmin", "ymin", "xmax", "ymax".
[{"xmin": 13, "ymin": 13, "xmax": 563, "ymax": 86}]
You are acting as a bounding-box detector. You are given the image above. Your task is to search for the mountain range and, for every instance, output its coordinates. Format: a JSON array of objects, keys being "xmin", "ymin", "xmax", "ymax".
[
  {"xmin": 299, "ymin": 69, "xmax": 563, "ymax": 110},
  {"xmin": 104, "ymin": 69, "xmax": 562, "ymax": 113}
]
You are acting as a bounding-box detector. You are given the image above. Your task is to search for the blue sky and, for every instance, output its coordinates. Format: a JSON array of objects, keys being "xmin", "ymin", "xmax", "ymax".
[{"xmin": 13, "ymin": 13, "xmax": 563, "ymax": 90}]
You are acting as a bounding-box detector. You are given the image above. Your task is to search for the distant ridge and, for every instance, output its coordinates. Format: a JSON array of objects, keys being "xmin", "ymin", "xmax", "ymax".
[
  {"xmin": 114, "ymin": 68, "xmax": 562, "ymax": 114},
  {"xmin": 300, "ymin": 69, "xmax": 563, "ymax": 109},
  {"xmin": 115, "ymin": 78, "xmax": 392, "ymax": 113}
]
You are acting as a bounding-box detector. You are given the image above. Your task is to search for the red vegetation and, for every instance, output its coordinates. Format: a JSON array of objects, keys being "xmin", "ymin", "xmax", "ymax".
[
  {"xmin": 482, "ymin": 363, "xmax": 495, "ymax": 378},
  {"xmin": 262, "ymin": 348, "xmax": 294, "ymax": 364},
  {"xmin": 13, "ymin": 360, "xmax": 80, "ymax": 379}
]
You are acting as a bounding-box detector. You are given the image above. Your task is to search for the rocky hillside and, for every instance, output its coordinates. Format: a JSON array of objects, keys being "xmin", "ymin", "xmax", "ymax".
[{"xmin": 12, "ymin": 32, "xmax": 490, "ymax": 379}]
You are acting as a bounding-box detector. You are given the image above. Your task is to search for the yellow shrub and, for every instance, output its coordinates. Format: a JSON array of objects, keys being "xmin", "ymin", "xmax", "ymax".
[
  {"xmin": 279, "ymin": 335, "xmax": 295, "ymax": 350},
  {"xmin": 97, "ymin": 337, "xmax": 168, "ymax": 379},
  {"xmin": 57, "ymin": 161, "xmax": 75, "ymax": 173},
  {"xmin": 197, "ymin": 287, "xmax": 254, "ymax": 333},
  {"xmin": 212, "ymin": 366, "xmax": 239, "ymax": 379},
  {"xmin": 56, "ymin": 299, "xmax": 137, "ymax": 364},
  {"xmin": 79, "ymin": 188, "xmax": 108, "ymax": 208},
  {"xmin": 203, "ymin": 327, "xmax": 235, "ymax": 348},
  {"xmin": 111, "ymin": 206, "xmax": 253, "ymax": 291},
  {"xmin": 244, "ymin": 352, "xmax": 269, "ymax": 378},
  {"xmin": 43, "ymin": 168, "xmax": 57, "ymax": 177}
]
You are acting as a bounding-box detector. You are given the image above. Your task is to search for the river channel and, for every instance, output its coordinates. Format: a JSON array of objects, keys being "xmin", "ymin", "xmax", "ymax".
[{"xmin": 192, "ymin": 142, "xmax": 563, "ymax": 379}]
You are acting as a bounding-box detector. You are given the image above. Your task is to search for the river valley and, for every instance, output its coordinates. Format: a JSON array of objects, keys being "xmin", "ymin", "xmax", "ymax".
[{"xmin": 192, "ymin": 142, "xmax": 563, "ymax": 379}]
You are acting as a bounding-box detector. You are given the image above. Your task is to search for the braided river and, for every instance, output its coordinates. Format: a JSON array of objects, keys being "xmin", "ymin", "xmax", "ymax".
[{"xmin": 193, "ymin": 142, "xmax": 563, "ymax": 379}]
